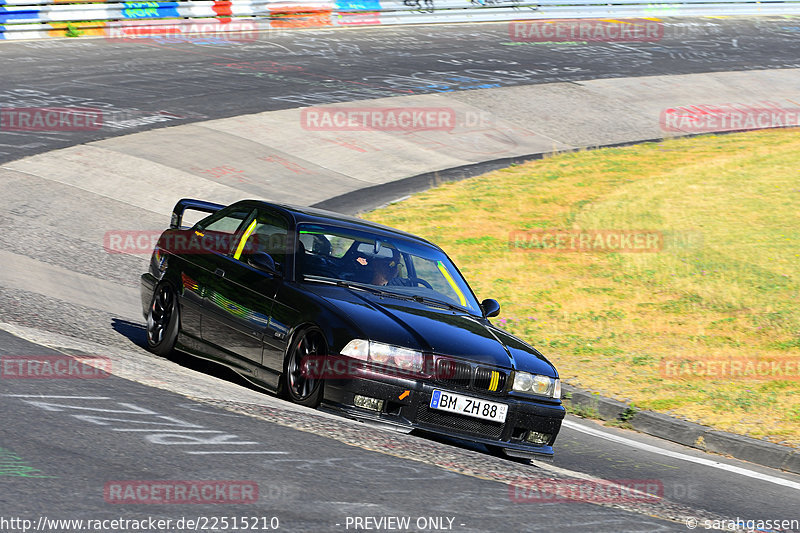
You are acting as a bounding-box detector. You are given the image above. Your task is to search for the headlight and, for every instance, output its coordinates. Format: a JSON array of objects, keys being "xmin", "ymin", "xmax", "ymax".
[
  {"xmin": 512, "ymin": 371, "xmax": 560, "ymax": 399},
  {"xmin": 340, "ymin": 340, "xmax": 423, "ymax": 373}
]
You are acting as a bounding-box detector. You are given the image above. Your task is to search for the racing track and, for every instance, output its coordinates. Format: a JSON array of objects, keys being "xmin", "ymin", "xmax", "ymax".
[{"xmin": 1, "ymin": 18, "xmax": 800, "ymax": 532}]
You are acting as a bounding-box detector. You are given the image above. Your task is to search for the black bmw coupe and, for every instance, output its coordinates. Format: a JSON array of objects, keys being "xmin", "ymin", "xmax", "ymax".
[{"xmin": 141, "ymin": 198, "xmax": 565, "ymax": 459}]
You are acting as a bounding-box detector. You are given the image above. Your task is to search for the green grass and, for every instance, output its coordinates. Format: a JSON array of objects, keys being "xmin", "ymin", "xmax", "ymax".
[{"xmin": 364, "ymin": 129, "xmax": 800, "ymax": 446}]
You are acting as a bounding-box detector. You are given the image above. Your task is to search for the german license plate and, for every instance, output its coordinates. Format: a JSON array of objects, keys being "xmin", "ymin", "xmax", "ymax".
[{"xmin": 429, "ymin": 390, "xmax": 508, "ymax": 423}]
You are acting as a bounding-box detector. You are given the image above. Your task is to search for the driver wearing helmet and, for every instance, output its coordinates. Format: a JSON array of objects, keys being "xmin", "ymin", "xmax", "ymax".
[
  {"xmin": 371, "ymin": 255, "xmax": 419, "ymax": 287},
  {"xmin": 371, "ymin": 256, "xmax": 399, "ymax": 286}
]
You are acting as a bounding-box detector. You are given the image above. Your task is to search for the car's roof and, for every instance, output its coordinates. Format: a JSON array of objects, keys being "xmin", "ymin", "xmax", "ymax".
[{"xmin": 234, "ymin": 199, "xmax": 437, "ymax": 247}]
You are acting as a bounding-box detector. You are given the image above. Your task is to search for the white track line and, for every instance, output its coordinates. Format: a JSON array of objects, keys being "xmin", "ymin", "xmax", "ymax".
[
  {"xmin": 184, "ymin": 451, "xmax": 289, "ymax": 455},
  {"xmin": 2, "ymin": 395, "xmax": 111, "ymax": 399},
  {"xmin": 563, "ymin": 419, "xmax": 800, "ymax": 491}
]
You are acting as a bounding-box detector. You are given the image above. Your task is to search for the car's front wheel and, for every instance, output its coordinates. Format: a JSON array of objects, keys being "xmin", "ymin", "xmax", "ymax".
[
  {"xmin": 146, "ymin": 282, "xmax": 179, "ymax": 357},
  {"xmin": 282, "ymin": 328, "xmax": 326, "ymax": 407}
]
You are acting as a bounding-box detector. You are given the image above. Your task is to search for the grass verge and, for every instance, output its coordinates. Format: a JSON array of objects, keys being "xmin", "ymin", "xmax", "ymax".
[{"xmin": 363, "ymin": 129, "xmax": 800, "ymax": 447}]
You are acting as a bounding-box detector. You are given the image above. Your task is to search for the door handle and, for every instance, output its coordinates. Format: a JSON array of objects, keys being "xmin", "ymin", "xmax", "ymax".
[{"xmin": 214, "ymin": 268, "xmax": 225, "ymax": 277}]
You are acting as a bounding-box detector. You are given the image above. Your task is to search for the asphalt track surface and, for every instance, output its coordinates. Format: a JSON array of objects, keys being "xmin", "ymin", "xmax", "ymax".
[
  {"xmin": 1, "ymin": 17, "xmax": 800, "ymax": 533},
  {"xmin": 2, "ymin": 17, "xmax": 800, "ymax": 162}
]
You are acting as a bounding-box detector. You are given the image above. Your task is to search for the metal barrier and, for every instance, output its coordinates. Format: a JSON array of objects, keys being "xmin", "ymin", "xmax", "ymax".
[{"xmin": 2, "ymin": 0, "xmax": 800, "ymax": 39}]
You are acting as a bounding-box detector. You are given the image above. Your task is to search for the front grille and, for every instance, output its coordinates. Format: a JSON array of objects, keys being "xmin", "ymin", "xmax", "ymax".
[
  {"xmin": 474, "ymin": 366, "xmax": 507, "ymax": 393},
  {"xmin": 434, "ymin": 357, "xmax": 509, "ymax": 395},
  {"xmin": 436, "ymin": 359, "xmax": 472, "ymax": 388},
  {"xmin": 415, "ymin": 395, "xmax": 504, "ymax": 440}
]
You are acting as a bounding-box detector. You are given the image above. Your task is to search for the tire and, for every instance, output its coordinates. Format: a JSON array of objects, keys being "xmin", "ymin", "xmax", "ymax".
[
  {"xmin": 282, "ymin": 328, "xmax": 326, "ymax": 408},
  {"xmin": 146, "ymin": 282, "xmax": 179, "ymax": 357}
]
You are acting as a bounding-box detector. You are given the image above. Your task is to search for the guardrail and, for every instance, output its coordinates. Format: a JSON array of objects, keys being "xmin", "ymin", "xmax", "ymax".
[{"xmin": 2, "ymin": 0, "xmax": 799, "ymax": 40}]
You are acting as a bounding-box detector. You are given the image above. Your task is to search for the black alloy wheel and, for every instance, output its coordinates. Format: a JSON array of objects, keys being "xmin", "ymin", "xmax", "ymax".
[
  {"xmin": 283, "ymin": 328, "xmax": 326, "ymax": 407},
  {"xmin": 146, "ymin": 282, "xmax": 179, "ymax": 357}
]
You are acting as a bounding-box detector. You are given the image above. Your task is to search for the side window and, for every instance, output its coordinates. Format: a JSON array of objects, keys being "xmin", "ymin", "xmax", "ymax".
[
  {"xmin": 203, "ymin": 214, "xmax": 248, "ymax": 234},
  {"xmin": 194, "ymin": 207, "xmax": 252, "ymax": 255},
  {"xmin": 234, "ymin": 208, "xmax": 289, "ymax": 272},
  {"xmin": 299, "ymin": 233, "xmax": 333, "ymax": 257}
]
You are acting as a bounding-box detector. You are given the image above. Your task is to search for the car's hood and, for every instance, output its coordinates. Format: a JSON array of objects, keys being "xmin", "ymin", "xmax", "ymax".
[{"xmin": 306, "ymin": 284, "xmax": 557, "ymax": 377}]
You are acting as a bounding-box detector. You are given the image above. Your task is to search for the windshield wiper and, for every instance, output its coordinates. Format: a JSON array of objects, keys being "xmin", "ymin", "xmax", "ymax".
[
  {"xmin": 303, "ymin": 275, "xmax": 396, "ymax": 296},
  {"xmin": 304, "ymin": 275, "xmax": 470, "ymax": 313},
  {"xmin": 409, "ymin": 295, "xmax": 468, "ymax": 313}
]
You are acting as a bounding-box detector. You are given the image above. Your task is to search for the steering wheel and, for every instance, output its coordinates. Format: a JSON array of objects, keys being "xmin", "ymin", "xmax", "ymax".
[{"xmin": 410, "ymin": 277, "xmax": 433, "ymax": 289}]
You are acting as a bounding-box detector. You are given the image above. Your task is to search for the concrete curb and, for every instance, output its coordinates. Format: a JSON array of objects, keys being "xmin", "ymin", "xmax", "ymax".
[
  {"xmin": 312, "ymin": 137, "xmax": 666, "ymax": 215},
  {"xmin": 312, "ymin": 152, "xmax": 544, "ymax": 214},
  {"xmin": 561, "ymin": 384, "xmax": 800, "ymax": 475}
]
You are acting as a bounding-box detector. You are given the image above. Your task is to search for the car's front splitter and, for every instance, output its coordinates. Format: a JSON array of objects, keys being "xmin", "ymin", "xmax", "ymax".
[{"xmin": 324, "ymin": 375, "xmax": 564, "ymax": 458}]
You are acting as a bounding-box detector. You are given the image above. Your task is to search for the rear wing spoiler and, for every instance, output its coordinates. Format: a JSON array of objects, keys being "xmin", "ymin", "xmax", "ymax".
[{"xmin": 170, "ymin": 198, "xmax": 225, "ymax": 230}]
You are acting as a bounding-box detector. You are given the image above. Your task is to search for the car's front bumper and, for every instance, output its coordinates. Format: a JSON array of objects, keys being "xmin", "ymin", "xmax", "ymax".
[{"xmin": 324, "ymin": 371, "xmax": 564, "ymax": 458}]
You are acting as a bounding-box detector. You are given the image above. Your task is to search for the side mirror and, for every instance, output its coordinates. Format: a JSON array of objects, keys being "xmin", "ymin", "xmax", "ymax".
[
  {"xmin": 248, "ymin": 252, "xmax": 278, "ymax": 275},
  {"xmin": 481, "ymin": 298, "xmax": 501, "ymax": 318}
]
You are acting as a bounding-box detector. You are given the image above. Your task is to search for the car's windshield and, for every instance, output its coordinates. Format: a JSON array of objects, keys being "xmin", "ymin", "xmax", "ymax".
[{"xmin": 296, "ymin": 223, "xmax": 481, "ymax": 315}]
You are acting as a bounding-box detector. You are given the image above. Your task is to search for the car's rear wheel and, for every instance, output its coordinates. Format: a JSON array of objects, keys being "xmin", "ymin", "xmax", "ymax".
[
  {"xmin": 282, "ymin": 328, "xmax": 325, "ymax": 407},
  {"xmin": 146, "ymin": 282, "xmax": 179, "ymax": 357}
]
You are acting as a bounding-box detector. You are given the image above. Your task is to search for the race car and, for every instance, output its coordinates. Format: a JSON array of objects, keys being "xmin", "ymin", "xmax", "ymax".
[{"xmin": 141, "ymin": 198, "xmax": 564, "ymax": 459}]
